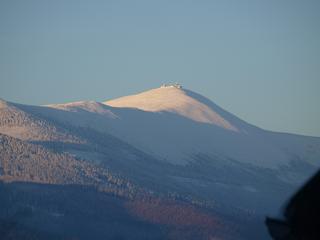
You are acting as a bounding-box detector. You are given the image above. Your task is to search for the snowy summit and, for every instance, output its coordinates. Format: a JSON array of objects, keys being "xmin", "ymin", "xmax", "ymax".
[{"xmin": 105, "ymin": 85, "xmax": 239, "ymax": 131}]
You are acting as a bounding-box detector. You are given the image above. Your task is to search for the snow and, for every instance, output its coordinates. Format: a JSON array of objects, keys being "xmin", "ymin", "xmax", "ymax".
[
  {"xmin": 1, "ymin": 86, "xmax": 319, "ymax": 234},
  {"xmin": 2, "ymin": 86, "xmax": 319, "ymax": 169},
  {"xmin": 104, "ymin": 87, "xmax": 239, "ymax": 131},
  {"xmin": 41, "ymin": 101, "xmax": 119, "ymax": 131},
  {"xmin": 100, "ymin": 87, "xmax": 290, "ymax": 167},
  {"xmin": 47, "ymin": 101, "xmax": 117, "ymax": 118}
]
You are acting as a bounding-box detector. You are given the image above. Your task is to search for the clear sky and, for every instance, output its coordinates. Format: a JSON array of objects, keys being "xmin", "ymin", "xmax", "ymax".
[{"xmin": 0, "ymin": 0, "xmax": 319, "ymax": 137}]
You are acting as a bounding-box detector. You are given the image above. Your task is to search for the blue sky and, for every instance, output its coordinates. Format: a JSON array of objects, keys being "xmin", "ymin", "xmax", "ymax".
[{"xmin": 0, "ymin": 0, "xmax": 319, "ymax": 136}]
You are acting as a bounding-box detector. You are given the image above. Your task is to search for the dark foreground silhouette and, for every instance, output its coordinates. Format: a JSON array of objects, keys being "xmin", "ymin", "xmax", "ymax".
[{"xmin": 266, "ymin": 170, "xmax": 320, "ymax": 240}]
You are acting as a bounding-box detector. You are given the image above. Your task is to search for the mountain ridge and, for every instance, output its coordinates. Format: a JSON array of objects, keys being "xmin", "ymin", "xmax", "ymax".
[
  {"xmin": 1, "ymin": 85, "xmax": 320, "ymax": 239},
  {"xmin": 1, "ymin": 86, "xmax": 319, "ymax": 167}
]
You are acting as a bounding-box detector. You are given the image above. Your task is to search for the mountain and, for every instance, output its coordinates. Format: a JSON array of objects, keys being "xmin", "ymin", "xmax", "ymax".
[
  {"xmin": 1, "ymin": 85, "xmax": 319, "ymax": 239},
  {"xmin": 103, "ymin": 86, "xmax": 320, "ymax": 168},
  {"xmin": 105, "ymin": 86, "xmax": 240, "ymax": 131}
]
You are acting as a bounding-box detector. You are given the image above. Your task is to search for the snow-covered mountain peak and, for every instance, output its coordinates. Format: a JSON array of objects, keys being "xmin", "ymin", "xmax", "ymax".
[{"xmin": 104, "ymin": 86, "xmax": 240, "ymax": 131}]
